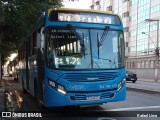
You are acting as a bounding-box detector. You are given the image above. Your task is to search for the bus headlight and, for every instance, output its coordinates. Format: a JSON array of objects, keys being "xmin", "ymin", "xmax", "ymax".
[
  {"xmin": 117, "ymin": 78, "xmax": 126, "ymax": 91},
  {"xmin": 48, "ymin": 79, "xmax": 66, "ymax": 95},
  {"xmin": 49, "ymin": 80, "xmax": 56, "ymax": 88},
  {"xmin": 57, "ymin": 85, "xmax": 66, "ymax": 94}
]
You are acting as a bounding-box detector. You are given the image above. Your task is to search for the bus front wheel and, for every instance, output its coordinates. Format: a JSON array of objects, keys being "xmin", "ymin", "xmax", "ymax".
[{"xmin": 34, "ymin": 80, "xmax": 45, "ymax": 109}]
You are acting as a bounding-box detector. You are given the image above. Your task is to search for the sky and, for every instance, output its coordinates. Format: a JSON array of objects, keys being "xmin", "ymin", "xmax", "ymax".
[{"xmin": 62, "ymin": 0, "xmax": 92, "ymax": 9}]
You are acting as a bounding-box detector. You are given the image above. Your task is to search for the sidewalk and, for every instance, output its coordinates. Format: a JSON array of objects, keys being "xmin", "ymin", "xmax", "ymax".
[
  {"xmin": 126, "ymin": 79, "xmax": 160, "ymax": 94},
  {"xmin": 0, "ymin": 77, "xmax": 22, "ymax": 113}
]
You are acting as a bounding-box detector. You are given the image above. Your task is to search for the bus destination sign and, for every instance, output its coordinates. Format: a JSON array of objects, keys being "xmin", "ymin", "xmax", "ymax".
[{"xmin": 57, "ymin": 12, "xmax": 120, "ymax": 25}]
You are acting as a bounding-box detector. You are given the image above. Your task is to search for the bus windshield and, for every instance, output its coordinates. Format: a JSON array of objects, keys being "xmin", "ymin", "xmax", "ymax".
[{"xmin": 46, "ymin": 26, "xmax": 125, "ymax": 69}]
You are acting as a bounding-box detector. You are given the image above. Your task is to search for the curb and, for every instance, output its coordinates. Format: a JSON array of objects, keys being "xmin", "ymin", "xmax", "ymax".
[{"xmin": 127, "ymin": 86, "xmax": 160, "ymax": 95}]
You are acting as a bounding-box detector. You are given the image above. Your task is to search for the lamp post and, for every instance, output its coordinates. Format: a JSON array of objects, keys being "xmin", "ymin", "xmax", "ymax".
[
  {"xmin": 145, "ymin": 19, "xmax": 159, "ymax": 81},
  {"xmin": 141, "ymin": 32, "xmax": 156, "ymax": 53}
]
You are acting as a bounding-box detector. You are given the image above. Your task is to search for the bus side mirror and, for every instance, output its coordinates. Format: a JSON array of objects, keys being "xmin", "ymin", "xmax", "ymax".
[{"xmin": 40, "ymin": 27, "xmax": 45, "ymax": 52}]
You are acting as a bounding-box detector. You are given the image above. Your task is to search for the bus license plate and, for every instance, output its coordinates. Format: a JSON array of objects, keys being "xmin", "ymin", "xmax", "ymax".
[{"xmin": 86, "ymin": 96, "xmax": 100, "ymax": 100}]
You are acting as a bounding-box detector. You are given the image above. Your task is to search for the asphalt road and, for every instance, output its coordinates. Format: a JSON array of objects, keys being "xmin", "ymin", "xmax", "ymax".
[{"xmin": 2, "ymin": 77, "xmax": 160, "ymax": 120}]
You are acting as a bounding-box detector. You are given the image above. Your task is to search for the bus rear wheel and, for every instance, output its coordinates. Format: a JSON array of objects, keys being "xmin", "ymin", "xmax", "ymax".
[{"xmin": 22, "ymin": 77, "xmax": 28, "ymax": 94}]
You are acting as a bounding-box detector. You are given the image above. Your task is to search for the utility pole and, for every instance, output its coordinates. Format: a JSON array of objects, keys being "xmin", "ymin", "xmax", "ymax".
[
  {"xmin": 145, "ymin": 19, "xmax": 159, "ymax": 81},
  {"xmin": 142, "ymin": 32, "xmax": 157, "ymax": 53}
]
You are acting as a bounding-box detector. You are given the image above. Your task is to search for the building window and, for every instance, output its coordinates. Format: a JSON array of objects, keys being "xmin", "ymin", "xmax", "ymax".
[
  {"xmin": 124, "ymin": 27, "xmax": 129, "ymax": 32},
  {"xmin": 122, "ymin": 12, "xmax": 129, "ymax": 18},
  {"xmin": 151, "ymin": 4, "xmax": 160, "ymax": 13},
  {"xmin": 126, "ymin": 42, "xmax": 128, "ymax": 47},
  {"xmin": 96, "ymin": 1, "xmax": 100, "ymax": 5},
  {"xmin": 123, "ymin": 0, "xmax": 129, "ymax": 3},
  {"xmin": 107, "ymin": 6, "xmax": 112, "ymax": 11},
  {"xmin": 90, "ymin": 5, "xmax": 94, "ymax": 9},
  {"xmin": 150, "ymin": 24, "xmax": 158, "ymax": 31},
  {"xmin": 130, "ymin": 0, "xmax": 138, "ymax": 6}
]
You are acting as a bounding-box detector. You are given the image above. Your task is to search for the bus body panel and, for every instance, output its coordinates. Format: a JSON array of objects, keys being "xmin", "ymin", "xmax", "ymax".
[{"xmin": 18, "ymin": 8, "xmax": 126, "ymax": 107}]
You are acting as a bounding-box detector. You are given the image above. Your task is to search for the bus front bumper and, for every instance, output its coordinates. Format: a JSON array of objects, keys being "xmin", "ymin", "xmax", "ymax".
[{"xmin": 43, "ymin": 83, "xmax": 126, "ymax": 107}]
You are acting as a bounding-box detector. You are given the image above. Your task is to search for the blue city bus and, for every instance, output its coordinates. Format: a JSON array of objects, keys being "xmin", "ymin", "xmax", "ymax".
[{"xmin": 18, "ymin": 8, "xmax": 126, "ymax": 107}]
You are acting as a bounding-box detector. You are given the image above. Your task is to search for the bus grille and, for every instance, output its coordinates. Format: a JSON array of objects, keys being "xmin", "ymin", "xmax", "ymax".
[
  {"xmin": 69, "ymin": 92, "xmax": 115, "ymax": 101},
  {"xmin": 63, "ymin": 72, "xmax": 118, "ymax": 82},
  {"xmin": 74, "ymin": 95, "xmax": 86, "ymax": 101},
  {"xmin": 100, "ymin": 92, "xmax": 115, "ymax": 99}
]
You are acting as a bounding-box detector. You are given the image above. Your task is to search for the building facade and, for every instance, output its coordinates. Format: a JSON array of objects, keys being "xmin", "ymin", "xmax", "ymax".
[{"xmin": 90, "ymin": 0, "xmax": 160, "ymax": 80}]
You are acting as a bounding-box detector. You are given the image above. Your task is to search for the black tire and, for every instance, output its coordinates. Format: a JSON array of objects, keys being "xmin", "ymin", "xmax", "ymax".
[
  {"xmin": 34, "ymin": 81, "xmax": 38, "ymax": 99},
  {"xmin": 23, "ymin": 88, "xmax": 28, "ymax": 94},
  {"xmin": 37, "ymin": 101, "xmax": 46, "ymax": 109},
  {"xmin": 22, "ymin": 77, "xmax": 28, "ymax": 94},
  {"xmin": 132, "ymin": 80, "xmax": 136, "ymax": 83},
  {"xmin": 34, "ymin": 80, "xmax": 45, "ymax": 109}
]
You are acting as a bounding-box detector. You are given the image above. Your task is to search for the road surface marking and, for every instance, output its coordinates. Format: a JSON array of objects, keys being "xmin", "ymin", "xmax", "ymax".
[{"xmin": 105, "ymin": 106, "xmax": 160, "ymax": 111}]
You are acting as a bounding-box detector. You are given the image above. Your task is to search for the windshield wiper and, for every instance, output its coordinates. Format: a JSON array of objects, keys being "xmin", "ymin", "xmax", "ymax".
[
  {"xmin": 66, "ymin": 24, "xmax": 85, "ymax": 58},
  {"xmin": 98, "ymin": 26, "xmax": 110, "ymax": 47},
  {"xmin": 97, "ymin": 26, "xmax": 110, "ymax": 60},
  {"xmin": 98, "ymin": 57, "xmax": 112, "ymax": 62}
]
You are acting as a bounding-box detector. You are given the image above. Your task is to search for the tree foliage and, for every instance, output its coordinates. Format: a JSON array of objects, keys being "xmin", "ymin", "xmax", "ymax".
[{"xmin": 0, "ymin": 0, "xmax": 62, "ymax": 64}]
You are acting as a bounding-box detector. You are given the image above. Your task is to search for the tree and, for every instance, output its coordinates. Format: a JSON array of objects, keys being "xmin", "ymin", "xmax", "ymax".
[{"xmin": 0, "ymin": 0, "xmax": 62, "ymax": 64}]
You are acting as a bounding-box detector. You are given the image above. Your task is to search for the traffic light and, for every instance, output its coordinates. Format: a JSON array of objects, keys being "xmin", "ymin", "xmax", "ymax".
[{"xmin": 155, "ymin": 48, "xmax": 159, "ymax": 56}]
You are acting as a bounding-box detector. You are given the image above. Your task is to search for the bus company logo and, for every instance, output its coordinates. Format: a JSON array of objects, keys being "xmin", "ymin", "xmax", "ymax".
[
  {"xmin": 87, "ymin": 77, "xmax": 99, "ymax": 81},
  {"xmin": 1, "ymin": 112, "xmax": 42, "ymax": 118},
  {"xmin": 2, "ymin": 112, "xmax": 11, "ymax": 117},
  {"xmin": 69, "ymin": 85, "xmax": 85, "ymax": 91}
]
